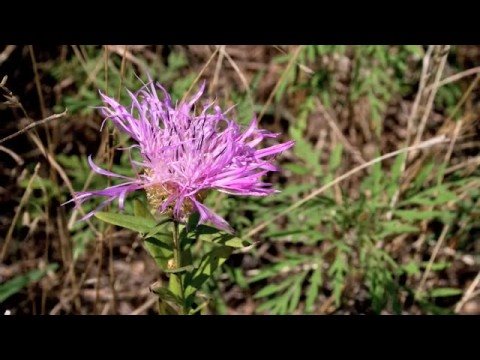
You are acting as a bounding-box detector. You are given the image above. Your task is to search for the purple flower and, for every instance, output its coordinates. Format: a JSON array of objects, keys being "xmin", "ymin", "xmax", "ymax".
[{"xmin": 68, "ymin": 81, "xmax": 294, "ymax": 233}]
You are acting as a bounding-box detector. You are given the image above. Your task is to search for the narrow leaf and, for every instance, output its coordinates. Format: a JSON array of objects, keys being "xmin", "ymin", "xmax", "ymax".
[
  {"xmin": 195, "ymin": 225, "xmax": 251, "ymax": 248},
  {"xmin": 133, "ymin": 199, "xmax": 155, "ymax": 221},
  {"xmin": 0, "ymin": 264, "xmax": 58, "ymax": 303},
  {"xmin": 143, "ymin": 237, "xmax": 173, "ymax": 270},
  {"xmin": 184, "ymin": 246, "xmax": 233, "ymax": 307},
  {"xmin": 95, "ymin": 212, "xmax": 157, "ymax": 234},
  {"xmin": 429, "ymin": 288, "xmax": 463, "ymax": 298},
  {"xmin": 305, "ymin": 267, "xmax": 322, "ymax": 313},
  {"xmin": 150, "ymin": 284, "xmax": 183, "ymax": 306}
]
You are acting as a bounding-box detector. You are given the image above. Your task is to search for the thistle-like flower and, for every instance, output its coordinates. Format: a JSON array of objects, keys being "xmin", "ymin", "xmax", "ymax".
[{"xmin": 70, "ymin": 81, "xmax": 294, "ymax": 233}]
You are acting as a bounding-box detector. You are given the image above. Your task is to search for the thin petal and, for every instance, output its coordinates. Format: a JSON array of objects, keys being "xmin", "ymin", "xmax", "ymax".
[
  {"xmin": 79, "ymin": 197, "xmax": 116, "ymax": 221},
  {"xmin": 255, "ymin": 140, "xmax": 295, "ymax": 158},
  {"xmin": 191, "ymin": 198, "xmax": 233, "ymax": 234},
  {"xmin": 187, "ymin": 81, "xmax": 206, "ymax": 107},
  {"xmin": 88, "ymin": 155, "xmax": 133, "ymax": 180}
]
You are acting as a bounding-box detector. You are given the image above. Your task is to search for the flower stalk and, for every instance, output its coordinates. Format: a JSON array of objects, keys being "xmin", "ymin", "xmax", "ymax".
[{"xmin": 169, "ymin": 220, "xmax": 186, "ymax": 314}]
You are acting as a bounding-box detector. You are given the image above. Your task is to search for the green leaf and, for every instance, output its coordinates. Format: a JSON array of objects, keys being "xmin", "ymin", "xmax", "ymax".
[
  {"xmin": 143, "ymin": 237, "xmax": 173, "ymax": 270},
  {"xmin": 371, "ymin": 158, "xmax": 383, "ymax": 197},
  {"xmin": 195, "ymin": 225, "xmax": 251, "ymax": 248},
  {"xmin": 400, "ymin": 186, "xmax": 457, "ymax": 207},
  {"xmin": 290, "ymin": 126, "xmax": 322, "ymax": 176},
  {"xmin": 422, "ymin": 261, "xmax": 451, "ymax": 271},
  {"xmin": 150, "ymin": 284, "xmax": 183, "ymax": 306},
  {"xmin": 288, "ymin": 274, "xmax": 305, "ymax": 313},
  {"xmin": 283, "ymin": 163, "xmax": 310, "ymax": 175},
  {"xmin": 418, "ymin": 299, "xmax": 455, "ymax": 315},
  {"xmin": 133, "ymin": 199, "xmax": 155, "ymax": 221},
  {"xmin": 95, "ymin": 212, "xmax": 157, "ymax": 234},
  {"xmin": 264, "ymin": 229, "xmax": 313, "ymax": 238},
  {"xmin": 199, "ymin": 233, "xmax": 251, "ymax": 248},
  {"xmin": 150, "ymin": 283, "xmax": 183, "ymax": 315},
  {"xmin": 194, "ymin": 225, "xmax": 218, "ymax": 235},
  {"xmin": 386, "ymin": 152, "xmax": 406, "ymax": 198},
  {"xmin": 256, "ymin": 297, "xmax": 282, "ymax": 314},
  {"xmin": 158, "ymin": 301, "xmax": 179, "ymax": 315},
  {"xmin": 275, "ymin": 65, "xmax": 295, "ymax": 103},
  {"xmin": 0, "ymin": 263, "xmax": 58, "ymax": 303},
  {"xmin": 305, "ymin": 266, "xmax": 322, "ymax": 313},
  {"xmin": 72, "ymin": 227, "xmax": 93, "ymax": 261},
  {"xmin": 146, "ymin": 219, "xmax": 173, "ymax": 239},
  {"xmin": 411, "ymin": 161, "xmax": 435, "ymax": 190},
  {"xmin": 184, "ymin": 246, "xmax": 233, "ymax": 307},
  {"xmin": 231, "ymin": 268, "xmax": 249, "ymax": 289},
  {"xmin": 378, "ymin": 221, "xmax": 419, "ymax": 238},
  {"xmin": 394, "ymin": 209, "xmax": 454, "ymax": 223},
  {"xmin": 328, "ymin": 254, "xmax": 348, "ymax": 307},
  {"xmin": 254, "ymin": 273, "xmax": 307, "ymax": 314},
  {"xmin": 402, "ymin": 262, "xmax": 420, "ymax": 276},
  {"xmin": 429, "ymin": 288, "xmax": 463, "ymax": 298},
  {"xmin": 328, "ymin": 144, "xmax": 343, "ymax": 172},
  {"xmin": 254, "ymin": 279, "xmax": 295, "ymax": 299},
  {"xmin": 186, "ymin": 212, "xmax": 200, "ymax": 231}
]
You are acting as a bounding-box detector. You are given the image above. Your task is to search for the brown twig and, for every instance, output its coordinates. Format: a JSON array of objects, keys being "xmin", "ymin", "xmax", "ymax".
[
  {"xmin": 413, "ymin": 45, "xmax": 450, "ymax": 149},
  {"xmin": 455, "ymin": 270, "xmax": 480, "ymax": 313},
  {"xmin": 0, "ymin": 45, "xmax": 16, "ymax": 66},
  {"xmin": 222, "ymin": 46, "xmax": 255, "ymax": 110},
  {"xmin": 28, "ymin": 46, "xmax": 47, "ymax": 120},
  {"xmin": 445, "ymin": 156, "xmax": 480, "ymax": 175},
  {"xmin": 427, "ymin": 66, "xmax": 480, "ymax": 91},
  {"xmin": 0, "ymin": 144, "xmax": 24, "ymax": 165},
  {"xmin": 130, "ymin": 296, "xmax": 157, "ymax": 315},
  {"xmin": 209, "ymin": 45, "xmax": 226, "ymax": 95},
  {"xmin": 0, "ymin": 110, "xmax": 67, "ymax": 145},
  {"xmin": 415, "ymin": 224, "xmax": 450, "ymax": 296},
  {"xmin": 405, "ymin": 45, "xmax": 433, "ymax": 145}
]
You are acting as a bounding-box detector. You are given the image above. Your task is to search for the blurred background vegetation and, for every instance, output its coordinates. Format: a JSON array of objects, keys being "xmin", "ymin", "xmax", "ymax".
[{"xmin": 0, "ymin": 45, "xmax": 479, "ymax": 314}]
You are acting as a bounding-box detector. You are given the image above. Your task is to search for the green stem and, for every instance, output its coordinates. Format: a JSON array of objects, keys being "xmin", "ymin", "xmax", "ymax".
[
  {"xmin": 172, "ymin": 220, "xmax": 181, "ymax": 268},
  {"xmin": 169, "ymin": 220, "xmax": 186, "ymax": 314}
]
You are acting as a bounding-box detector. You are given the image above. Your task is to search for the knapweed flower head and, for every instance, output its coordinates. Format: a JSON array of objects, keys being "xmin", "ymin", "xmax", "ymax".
[{"xmin": 70, "ymin": 81, "xmax": 294, "ymax": 233}]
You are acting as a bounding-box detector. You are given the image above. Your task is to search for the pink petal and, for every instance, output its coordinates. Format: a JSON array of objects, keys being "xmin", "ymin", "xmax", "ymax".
[{"xmin": 191, "ymin": 198, "xmax": 233, "ymax": 234}]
